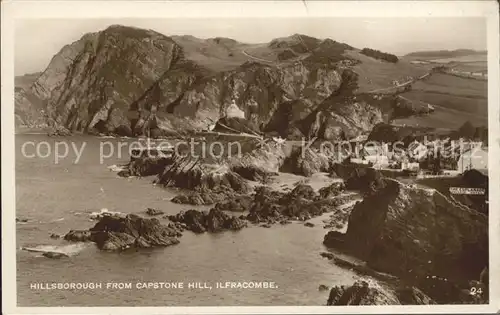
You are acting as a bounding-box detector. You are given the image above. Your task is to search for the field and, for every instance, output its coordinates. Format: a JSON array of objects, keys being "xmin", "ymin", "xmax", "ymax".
[
  {"xmin": 429, "ymin": 54, "xmax": 487, "ymax": 64},
  {"xmin": 346, "ymin": 50, "xmax": 431, "ymax": 93},
  {"xmin": 451, "ymin": 62, "xmax": 487, "ymax": 73},
  {"xmin": 412, "ymin": 73, "xmax": 487, "ymax": 99},
  {"xmin": 171, "ymin": 36, "xmax": 269, "ymax": 72},
  {"xmin": 393, "ymin": 72, "xmax": 487, "ymax": 129},
  {"xmin": 243, "ymin": 44, "xmax": 280, "ymax": 62}
]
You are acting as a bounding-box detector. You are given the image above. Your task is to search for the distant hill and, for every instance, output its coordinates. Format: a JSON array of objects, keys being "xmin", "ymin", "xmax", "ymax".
[
  {"xmin": 360, "ymin": 48, "xmax": 398, "ymax": 63},
  {"xmin": 405, "ymin": 49, "xmax": 486, "ymax": 59},
  {"xmin": 15, "ymin": 72, "xmax": 42, "ymax": 90}
]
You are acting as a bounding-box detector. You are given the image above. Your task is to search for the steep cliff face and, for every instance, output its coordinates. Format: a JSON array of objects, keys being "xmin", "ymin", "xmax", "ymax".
[
  {"xmin": 166, "ymin": 60, "xmax": 343, "ymax": 131},
  {"xmin": 324, "ymin": 179, "xmax": 488, "ymax": 287},
  {"xmin": 17, "ymin": 25, "xmax": 194, "ymax": 134},
  {"xmin": 302, "ymin": 70, "xmax": 387, "ymax": 139}
]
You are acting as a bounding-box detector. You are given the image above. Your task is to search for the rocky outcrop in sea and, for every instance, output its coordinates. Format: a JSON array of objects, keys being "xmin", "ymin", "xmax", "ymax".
[
  {"xmin": 64, "ymin": 214, "xmax": 181, "ymax": 251},
  {"xmin": 167, "ymin": 209, "xmax": 247, "ymax": 233}
]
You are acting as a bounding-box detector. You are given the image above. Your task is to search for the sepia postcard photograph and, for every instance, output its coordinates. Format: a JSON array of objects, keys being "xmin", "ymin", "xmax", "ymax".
[{"xmin": 2, "ymin": 0, "xmax": 499, "ymax": 314}]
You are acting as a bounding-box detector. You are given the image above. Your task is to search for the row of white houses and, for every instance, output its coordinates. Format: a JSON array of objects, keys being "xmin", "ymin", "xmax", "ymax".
[{"xmin": 349, "ymin": 140, "xmax": 488, "ymax": 173}]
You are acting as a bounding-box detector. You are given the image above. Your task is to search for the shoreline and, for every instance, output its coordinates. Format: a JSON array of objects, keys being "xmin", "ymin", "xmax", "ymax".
[{"xmin": 15, "ymin": 130, "xmax": 489, "ymax": 305}]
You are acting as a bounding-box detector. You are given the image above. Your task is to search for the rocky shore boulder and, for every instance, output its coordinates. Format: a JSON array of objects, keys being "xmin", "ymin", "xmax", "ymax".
[
  {"xmin": 47, "ymin": 125, "xmax": 72, "ymax": 137},
  {"xmin": 64, "ymin": 230, "xmax": 93, "ymax": 242},
  {"xmin": 213, "ymin": 194, "xmax": 253, "ymax": 212},
  {"xmin": 119, "ymin": 154, "xmax": 172, "ymax": 177},
  {"xmin": 327, "ymin": 280, "xmax": 435, "ymax": 305},
  {"xmin": 167, "ymin": 209, "xmax": 247, "ymax": 233},
  {"xmin": 158, "ymin": 154, "xmax": 251, "ymax": 194},
  {"xmin": 229, "ymin": 139, "xmax": 286, "ymax": 182},
  {"xmin": 146, "ymin": 208, "xmax": 164, "ymax": 216},
  {"xmin": 64, "ymin": 214, "xmax": 181, "ymax": 251},
  {"xmin": 170, "ymin": 187, "xmax": 237, "ymax": 206},
  {"xmin": 318, "ymin": 181, "xmax": 346, "ymax": 198},
  {"xmin": 281, "ymin": 145, "xmax": 332, "ymax": 177},
  {"xmin": 331, "ymin": 162, "xmax": 386, "ymax": 194},
  {"xmin": 246, "ymin": 183, "xmax": 354, "ymax": 224},
  {"xmin": 327, "ymin": 280, "xmax": 398, "ymax": 305}
]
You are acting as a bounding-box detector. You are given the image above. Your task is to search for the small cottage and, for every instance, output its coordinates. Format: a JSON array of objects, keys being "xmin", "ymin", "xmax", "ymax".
[
  {"xmin": 360, "ymin": 143, "xmax": 389, "ymax": 167},
  {"xmin": 226, "ymin": 100, "xmax": 245, "ymax": 119}
]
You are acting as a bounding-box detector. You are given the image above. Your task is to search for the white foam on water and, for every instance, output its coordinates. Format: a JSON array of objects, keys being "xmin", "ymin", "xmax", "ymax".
[
  {"xmin": 89, "ymin": 208, "xmax": 124, "ymax": 220},
  {"xmin": 22, "ymin": 242, "xmax": 91, "ymax": 257},
  {"xmin": 108, "ymin": 164, "xmax": 126, "ymax": 172}
]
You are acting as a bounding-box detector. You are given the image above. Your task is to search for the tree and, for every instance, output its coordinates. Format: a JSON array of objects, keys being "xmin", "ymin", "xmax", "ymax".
[
  {"xmin": 474, "ymin": 126, "xmax": 488, "ymax": 145},
  {"xmin": 432, "ymin": 150, "xmax": 442, "ymax": 175},
  {"xmin": 458, "ymin": 121, "xmax": 476, "ymax": 139}
]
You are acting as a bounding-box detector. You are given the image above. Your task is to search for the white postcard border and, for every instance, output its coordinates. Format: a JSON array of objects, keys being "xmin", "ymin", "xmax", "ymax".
[{"xmin": 2, "ymin": 0, "xmax": 499, "ymax": 314}]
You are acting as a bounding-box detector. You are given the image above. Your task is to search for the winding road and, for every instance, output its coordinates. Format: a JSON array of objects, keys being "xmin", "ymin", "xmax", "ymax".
[
  {"xmin": 366, "ymin": 72, "xmax": 431, "ymax": 94},
  {"xmin": 242, "ymin": 50, "xmax": 274, "ymax": 63}
]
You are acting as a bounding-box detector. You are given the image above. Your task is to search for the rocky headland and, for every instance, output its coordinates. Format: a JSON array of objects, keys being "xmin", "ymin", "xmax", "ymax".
[
  {"xmin": 322, "ymin": 169, "xmax": 489, "ymax": 304},
  {"xmin": 64, "ymin": 214, "xmax": 181, "ymax": 251},
  {"xmin": 15, "ymin": 25, "xmax": 432, "ymax": 139}
]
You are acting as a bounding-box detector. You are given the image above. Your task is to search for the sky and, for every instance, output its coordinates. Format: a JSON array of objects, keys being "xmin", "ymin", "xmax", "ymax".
[{"xmin": 14, "ymin": 17, "xmax": 487, "ymax": 76}]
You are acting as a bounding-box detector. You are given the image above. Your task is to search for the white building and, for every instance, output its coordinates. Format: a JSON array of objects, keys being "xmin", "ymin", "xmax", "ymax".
[
  {"xmin": 458, "ymin": 146, "xmax": 488, "ymax": 173},
  {"xmin": 360, "ymin": 143, "xmax": 390, "ymax": 167},
  {"xmin": 401, "ymin": 161, "xmax": 420, "ymax": 171},
  {"xmin": 226, "ymin": 100, "xmax": 245, "ymax": 119},
  {"xmin": 408, "ymin": 141, "xmax": 428, "ymax": 161},
  {"xmin": 350, "ymin": 158, "xmax": 370, "ymax": 165}
]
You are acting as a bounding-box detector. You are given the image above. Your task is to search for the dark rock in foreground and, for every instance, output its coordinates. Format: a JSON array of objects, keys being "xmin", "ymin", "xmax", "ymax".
[
  {"xmin": 158, "ymin": 154, "xmax": 251, "ymax": 193},
  {"xmin": 214, "ymin": 194, "xmax": 253, "ymax": 212},
  {"xmin": 47, "ymin": 125, "xmax": 72, "ymax": 137},
  {"xmin": 327, "ymin": 280, "xmax": 435, "ymax": 305},
  {"xmin": 327, "ymin": 280, "xmax": 397, "ymax": 305},
  {"xmin": 168, "ymin": 209, "xmax": 247, "ymax": 233},
  {"xmin": 246, "ymin": 183, "xmax": 353, "ymax": 224},
  {"xmin": 230, "ymin": 140, "xmax": 286, "ymax": 181},
  {"xmin": 171, "ymin": 188, "xmax": 239, "ymax": 206},
  {"xmin": 324, "ymin": 178, "xmax": 488, "ymax": 304},
  {"xmin": 64, "ymin": 214, "xmax": 181, "ymax": 251},
  {"xmin": 319, "ymin": 181, "xmax": 346, "ymax": 198},
  {"xmin": 146, "ymin": 208, "xmax": 164, "ymax": 216},
  {"xmin": 120, "ymin": 154, "xmax": 172, "ymax": 177},
  {"xmin": 64, "ymin": 230, "xmax": 93, "ymax": 242},
  {"xmin": 331, "ymin": 162, "xmax": 386, "ymax": 194},
  {"xmin": 281, "ymin": 146, "xmax": 332, "ymax": 177}
]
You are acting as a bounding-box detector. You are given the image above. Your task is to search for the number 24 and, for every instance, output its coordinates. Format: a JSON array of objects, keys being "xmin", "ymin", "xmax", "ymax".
[{"xmin": 471, "ymin": 287, "xmax": 483, "ymax": 295}]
